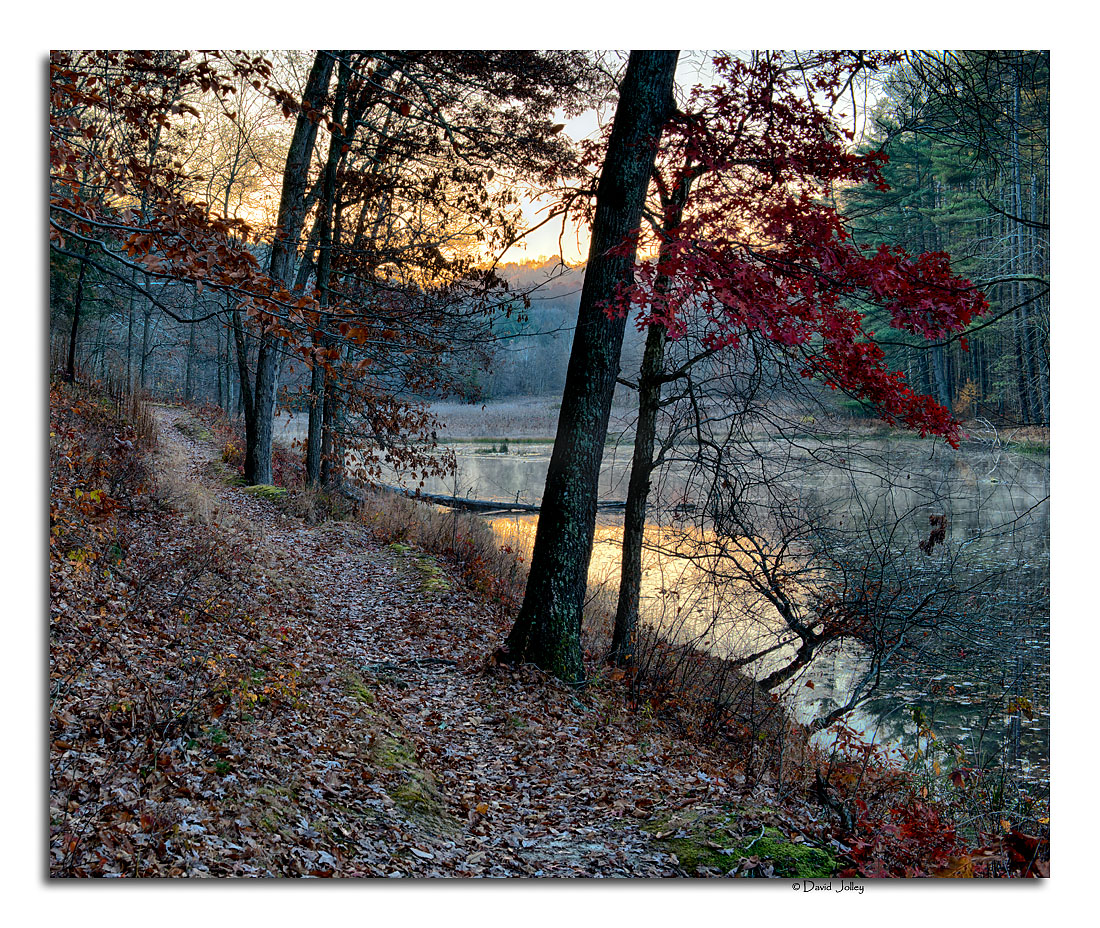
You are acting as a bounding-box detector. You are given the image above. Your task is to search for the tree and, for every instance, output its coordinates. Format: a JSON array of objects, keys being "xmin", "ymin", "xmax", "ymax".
[
  {"xmin": 843, "ymin": 52, "xmax": 1049, "ymax": 425},
  {"xmin": 266, "ymin": 51, "xmax": 603, "ymax": 490},
  {"xmin": 497, "ymin": 50, "xmax": 680, "ymax": 682},
  {"xmin": 599, "ymin": 53, "xmax": 990, "ymax": 673},
  {"xmin": 50, "ymin": 50, "xmax": 602, "ymax": 492},
  {"xmin": 245, "ymin": 50, "xmax": 334, "ymax": 485},
  {"xmin": 50, "ymin": 51, "xmax": 306, "ymax": 389}
]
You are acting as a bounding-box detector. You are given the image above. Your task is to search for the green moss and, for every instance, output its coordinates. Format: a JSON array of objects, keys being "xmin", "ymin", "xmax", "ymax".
[
  {"xmin": 242, "ymin": 484, "xmax": 288, "ymax": 502},
  {"xmin": 373, "ymin": 731, "xmax": 418, "ymax": 769},
  {"xmin": 254, "ymin": 784, "xmax": 296, "ymax": 834},
  {"xmin": 370, "ymin": 728, "xmax": 457, "ymax": 834},
  {"xmin": 390, "ymin": 774, "xmax": 443, "ymax": 815},
  {"xmin": 342, "ymin": 667, "xmax": 457, "ymax": 834},
  {"xmin": 175, "ymin": 420, "xmax": 214, "ymax": 442},
  {"xmin": 740, "ymin": 828, "xmax": 835, "ymax": 878},
  {"xmin": 344, "ymin": 673, "xmax": 376, "ymax": 705},
  {"xmin": 643, "ymin": 807, "xmax": 836, "ymax": 878},
  {"xmin": 414, "ymin": 556, "xmax": 450, "ymax": 593}
]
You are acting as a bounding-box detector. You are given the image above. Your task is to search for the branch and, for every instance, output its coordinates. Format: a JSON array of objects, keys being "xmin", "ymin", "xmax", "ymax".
[{"xmin": 50, "ymin": 244, "xmax": 227, "ymax": 325}]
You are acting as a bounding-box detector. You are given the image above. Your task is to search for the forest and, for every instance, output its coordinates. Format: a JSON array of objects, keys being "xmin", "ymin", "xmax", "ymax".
[{"xmin": 49, "ymin": 50, "xmax": 1049, "ymax": 883}]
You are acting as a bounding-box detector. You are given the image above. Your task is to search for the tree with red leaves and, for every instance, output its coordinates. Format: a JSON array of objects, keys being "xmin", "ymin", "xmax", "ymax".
[{"xmin": 605, "ymin": 52, "xmax": 989, "ymax": 670}]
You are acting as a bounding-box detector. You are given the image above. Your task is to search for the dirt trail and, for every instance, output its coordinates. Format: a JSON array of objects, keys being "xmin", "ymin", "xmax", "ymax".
[{"xmin": 150, "ymin": 405, "xmax": 737, "ymax": 876}]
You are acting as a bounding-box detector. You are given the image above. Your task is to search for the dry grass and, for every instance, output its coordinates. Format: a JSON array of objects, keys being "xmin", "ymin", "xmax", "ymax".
[
  {"xmin": 152, "ymin": 433, "xmax": 244, "ymax": 530},
  {"xmin": 355, "ymin": 489, "xmax": 529, "ymax": 609}
]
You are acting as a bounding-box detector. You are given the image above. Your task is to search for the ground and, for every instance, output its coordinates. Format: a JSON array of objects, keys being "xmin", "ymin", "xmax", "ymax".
[{"xmin": 49, "ymin": 398, "xmax": 843, "ymax": 877}]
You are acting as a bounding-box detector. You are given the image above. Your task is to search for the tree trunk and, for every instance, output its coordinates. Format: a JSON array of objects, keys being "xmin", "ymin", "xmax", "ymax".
[
  {"xmin": 321, "ymin": 377, "xmax": 338, "ymax": 486},
  {"xmin": 184, "ymin": 318, "xmax": 196, "ymax": 402},
  {"xmin": 1030, "ymin": 172, "xmax": 1049, "ymax": 424},
  {"xmin": 125, "ymin": 286, "xmax": 136, "ymax": 390},
  {"xmin": 64, "ymin": 244, "xmax": 90, "ymax": 382},
  {"xmin": 609, "ymin": 176, "xmax": 693, "ymax": 667},
  {"xmin": 499, "ymin": 50, "xmax": 679, "ymax": 682},
  {"xmin": 608, "ymin": 322, "xmax": 666, "ymax": 666},
  {"xmin": 307, "ymin": 55, "xmax": 350, "ymax": 487},
  {"xmin": 1010, "ymin": 70, "xmax": 1038, "ymax": 425},
  {"xmin": 140, "ymin": 305, "xmax": 152, "ymax": 390},
  {"xmin": 231, "ymin": 303, "xmax": 255, "ymax": 436},
  {"xmin": 245, "ymin": 50, "xmax": 335, "ymax": 485}
]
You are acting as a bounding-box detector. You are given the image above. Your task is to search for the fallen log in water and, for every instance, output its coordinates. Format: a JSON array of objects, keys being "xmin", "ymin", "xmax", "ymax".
[{"xmin": 356, "ymin": 483, "xmax": 627, "ymax": 515}]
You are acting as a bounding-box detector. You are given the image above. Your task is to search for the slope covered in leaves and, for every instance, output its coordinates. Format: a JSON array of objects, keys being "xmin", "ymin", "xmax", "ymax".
[{"xmin": 50, "ymin": 385, "xmax": 835, "ymax": 877}]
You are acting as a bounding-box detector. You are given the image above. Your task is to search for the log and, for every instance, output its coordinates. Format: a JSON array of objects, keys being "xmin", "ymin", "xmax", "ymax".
[{"xmin": 365, "ymin": 483, "xmax": 627, "ymax": 515}]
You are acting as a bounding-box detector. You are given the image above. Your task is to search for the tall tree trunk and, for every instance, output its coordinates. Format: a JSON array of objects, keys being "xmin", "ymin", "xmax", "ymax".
[
  {"xmin": 231, "ymin": 303, "xmax": 255, "ymax": 437},
  {"xmin": 929, "ymin": 180, "xmax": 952, "ymax": 412},
  {"xmin": 225, "ymin": 319, "xmax": 235, "ymax": 414},
  {"xmin": 245, "ymin": 50, "xmax": 335, "ymax": 485},
  {"xmin": 609, "ymin": 176, "xmax": 693, "ymax": 667},
  {"xmin": 140, "ymin": 305, "xmax": 152, "ymax": 390},
  {"xmin": 608, "ymin": 323, "xmax": 666, "ymax": 667},
  {"xmin": 64, "ymin": 243, "xmax": 90, "ymax": 382},
  {"xmin": 320, "ymin": 377, "xmax": 338, "ymax": 486},
  {"xmin": 184, "ymin": 318, "xmax": 196, "ymax": 402},
  {"xmin": 499, "ymin": 50, "xmax": 679, "ymax": 682},
  {"xmin": 216, "ymin": 318, "xmax": 226, "ymax": 411},
  {"xmin": 125, "ymin": 287, "xmax": 136, "ymax": 390},
  {"xmin": 307, "ymin": 55, "xmax": 350, "ymax": 487},
  {"xmin": 1010, "ymin": 68, "xmax": 1037, "ymax": 424},
  {"xmin": 1029, "ymin": 172, "xmax": 1050, "ymax": 424}
]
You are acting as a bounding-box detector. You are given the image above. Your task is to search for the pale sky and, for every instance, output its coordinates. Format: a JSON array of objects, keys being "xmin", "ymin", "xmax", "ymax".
[
  {"xmin": 496, "ymin": 51, "xmax": 879, "ymax": 267},
  {"xmin": 497, "ymin": 107, "xmax": 606, "ymax": 266}
]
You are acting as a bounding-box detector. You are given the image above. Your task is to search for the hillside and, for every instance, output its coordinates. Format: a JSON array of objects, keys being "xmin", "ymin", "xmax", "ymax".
[{"xmin": 50, "ymin": 385, "xmax": 844, "ymax": 877}]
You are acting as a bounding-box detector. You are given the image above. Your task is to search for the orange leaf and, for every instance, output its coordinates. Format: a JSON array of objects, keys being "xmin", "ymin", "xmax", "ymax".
[{"xmin": 932, "ymin": 856, "xmax": 974, "ymax": 878}]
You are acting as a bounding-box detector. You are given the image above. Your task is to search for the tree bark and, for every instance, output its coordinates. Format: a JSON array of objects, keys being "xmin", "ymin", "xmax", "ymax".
[
  {"xmin": 608, "ymin": 322, "xmax": 666, "ymax": 666},
  {"xmin": 307, "ymin": 55, "xmax": 350, "ymax": 487},
  {"xmin": 64, "ymin": 243, "xmax": 90, "ymax": 382},
  {"xmin": 499, "ymin": 50, "xmax": 679, "ymax": 682},
  {"xmin": 608, "ymin": 175, "xmax": 693, "ymax": 667},
  {"xmin": 245, "ymin": 50, "xmax": 335, "ymax": 485},
  {"xmin": 184, "ymin": 318, "xmax": 196, "ymax": 402}
]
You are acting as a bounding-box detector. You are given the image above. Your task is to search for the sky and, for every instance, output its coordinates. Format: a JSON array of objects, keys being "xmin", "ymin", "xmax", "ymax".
[
  {"xmin": 499, "ymin": 52, "xmax": 720, "ymax": 266},
  {"xmin": 500, "ymin": 108, "xmax": 603, "ymax": 266}
]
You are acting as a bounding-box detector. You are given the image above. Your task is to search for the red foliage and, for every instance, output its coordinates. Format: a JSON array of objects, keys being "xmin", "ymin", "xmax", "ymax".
[
  {"xmin": 610, "ymin": 51, "xmax": 988, "ymax": 447},
  {"xmin": 844, "ymin": 793, "xmax": 963, "ymax": 877}
]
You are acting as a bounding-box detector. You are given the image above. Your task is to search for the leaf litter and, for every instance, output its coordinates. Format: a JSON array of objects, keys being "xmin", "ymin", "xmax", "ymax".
[{"xmin": 50, "ymin": 394, "xmax": 823, "ymax": 878}]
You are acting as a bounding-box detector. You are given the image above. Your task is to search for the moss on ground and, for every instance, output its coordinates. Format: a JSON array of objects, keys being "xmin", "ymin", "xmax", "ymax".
[
  {"xmin": 242, "ymin": 484, "xmax": 288, "ymax": 502},
  {"xmin": 344, "ymin": 671, "xmax": 457, "ymax": 835},
  {"xmin": 343, "ymin": 672, "xmax": 376, "ymax": 705},
  {"xmin": 643, "ymin": 807, "xmax": 836, "ymax": 878},
  {"xmin": 413, "ymin": 555, "xmax": 450, "ymax": 593},
  {"xmin": 175, "ymin": 419, "xmax": 215, "ymax": 442}
]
